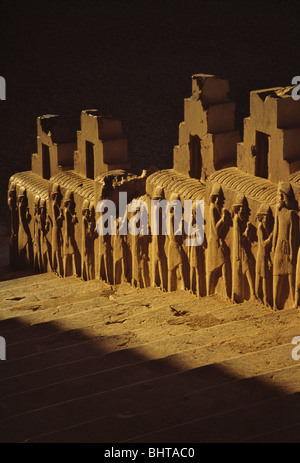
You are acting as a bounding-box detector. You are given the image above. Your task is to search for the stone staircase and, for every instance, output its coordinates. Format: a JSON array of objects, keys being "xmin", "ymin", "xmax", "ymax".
[{"xmin": 0, "ymin": 231, "xmax": 300, "ymax": 442}]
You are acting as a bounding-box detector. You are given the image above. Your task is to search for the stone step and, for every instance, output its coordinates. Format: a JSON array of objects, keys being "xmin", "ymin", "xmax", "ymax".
[
  {"xmin": 0, "ymin": 289, "xmax": 268, "ymax": 331},
  {"xmin": 0, "ymin": 277, "xmax": 114, "ymax": 311},
  {"xmin": 0, "ymin": 275, "xmax": 82, "ymax": 299},
  {"xmin": 242, "ymin": 422, "xmax": 300, "ymax": 443},
  {"xmin": 0, "ymin": 295, "xmax": 294, "ymax": 349},
  {"xmin": 2, "ymin": 301, "xmax": 299, "ymax": 362},
  {"xmin": 125, "ymin": 379, "xmax": 300, "ymax": 444},
  {"xmin": 0, "ymin": 298, "xmax": 298, "ymax": 380},
  {"xmin": 0, "ymin": 266, "xmax": 298, "ymax": 443},
  {"xmin": 0, "ymin": 269, "xmax": 57, "ymax": 288},
  {"xmin": 0, "ymin": 284, "xmax": 180, "ymax": 325},
  {"xmin": 0, "ymin": 266, "xmax": 37, "ymax": 283},
  {"xmin": 32, "ymin": 368, "xmax": 300, "ymax": 443},
  {"xmin": 0, "ymin": 362, "xmax": 299, "ymax": 443},
  {"xmin": 0, "ymin": 290, "xmax": 263, "ymax": 337},
  {"xmin": 0, "ymin": 341, "xmax": 295, "ymax": 413}
]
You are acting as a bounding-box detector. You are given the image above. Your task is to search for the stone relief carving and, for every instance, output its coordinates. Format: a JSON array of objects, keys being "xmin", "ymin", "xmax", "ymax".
[
  {"xmin": 17, "ymin": 186, "xmax": 33, "ymax": 268},
  {"xmin": 255, "ymin": 203, "xmax": 273, "ymax": 307},
  {"xmin": 8, "ymin": 182, "xmax": 18, "ymax": 266},
  {"xmin": 167, "ymin": 193, "xmax": 186, "ymax": 292},
  {"xmin": 272, "ymin": 182, "xmax": 298, "ymax": 310},
  {"xmin": 39, "ymin": 198, "xmax": 50, "ymax": 273},
  {"xmin": 49, "ymin": 183, "xmax": 64, "ymax": 276},
  {"xmin": 81, "ymin": 199, "xmax": 97, "ymax": 281},
  {"xmin": 7, "ymin": 74, "xmax": 300, "ymax": 311},
  {"xmin": 33, "ymin": 195, "xmax": 42, "ymax": 273},
  {"xmin": 113, "ymin": 214, "xmax": 128, "ymax": 285},
  {"xmin": 188, "ymin": 202, "xmax": 201, "ymax": 297},
  {"xmin": 231, "ymin": 193, "xmax": 255, "ymax": 303},
  {"xmin": 151, "ymin": 186, "xmax": 167, "ymax": 291},
  {"xmin": 295, "ymin": 241, "xmax": 300, "ymax": 308},
  {"xmin": 206, "ymin": 183, "xmax": 230, "ymax": 300},
  {"xmin": 63, "ymin": 190, "xmax": 79, "ymax": 277}
]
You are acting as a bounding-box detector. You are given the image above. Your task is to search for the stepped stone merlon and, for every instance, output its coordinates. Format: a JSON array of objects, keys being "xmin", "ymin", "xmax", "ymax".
[
  {"xmin": 74, "ymin": 110, "xmax": 130, "ymax": 179},
  {"xmin": 237, "ymin": 86, "xmax": 300, "ymax": 183},
  {"xmin": 173, "ymin": 74, "xmax": 240, "ymax": 180},
  {"xmin": 31, "ymin": 115, "xmax": 76, "ymax": 180},
  {"xmin": 191, "ymin": 73, "xmax": 231, "ymax": 106}
]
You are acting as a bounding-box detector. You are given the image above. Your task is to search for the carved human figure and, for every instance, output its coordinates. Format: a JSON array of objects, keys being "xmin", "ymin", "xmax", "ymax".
[
  {"xmin": 255, "ymin": 203, "xmax": 273, "ymax": 307},
  {"xmin": 33, "ymin": 195, "xmax": 42, "ymax": 272},
  {"xmin": 131, "ymin": 228, "xmax": 139, "ymax": 288},
  {"xmin": 206, "ymin": 183, "xmax": 229, "ymax": 299},
  {"xmin": 17, "ymin": 187, "xmax": 33, "ymax": 268},
  {"xmin": 63, "ymin": 190, "xmax": 78, "ymax": 277},
  {"xmin": 8, "ymin": 182, "xmax": 18, "ymax": 266},
  {"xmin": 295, "ymin": 241, "xmax": 300, "ymax": 308},
  {"xmin": 49, "ymin": 183, "xmax": 64, "ymax": 276},
  {"xmin": 97, "ymin": 210, "xmax": 111, "ymax": 283},
  {"xmin": 81, "ymin": 199, "xmax": 92, "ymax": 281},
  {"xmin": 151, "ymin": 186, "xmax": 166, "ymax": 290},
  {"xmin": 167, "ymin": 193, "xmax": 185, "ymax": 292},
  {"xmin": 231, "ymin": 194, "xmax": 255, "ymax": 303},
  {"xmin": 188, "ymin": 202, "xmax": 201, "ymax": 297},
  {"xmin": 39, "ymin": 198, "xmax": 50, "ymax": 272},
  {"xmin": 113, "ymin": 213, "xmax": 128, "ymax": 285},
  {"xmin": 88, "ymin": 202, "xmax": 97, "ymax": 280},
  {"xmin": 138, "ymin": 224, "xmax": 151, "ymax": 288},
  {"xmin": 130, "ymin": 204, "xmax": 146, "ymax": 288},
  {"xmin": 272, "ymin": 182, "xmax": 298, "ymax": 310}
]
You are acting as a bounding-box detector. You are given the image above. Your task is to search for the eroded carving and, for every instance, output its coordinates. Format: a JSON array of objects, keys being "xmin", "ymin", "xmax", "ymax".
[
  {"xmin": 255, "ymin": 203, "xmax": 273, "ymax": 307},
  {"xmin": 63, "ymin": 190, "xmax": 79, "ymax": 277},
  {"xmin": 113, "ymin": 213, "xmax": 128, "ymax": 285},
  {"xmin": 231, "ymin": 194, "xmax": 255, "ymax": 303},
  {"xmin": 167, "ymin": 194, "xmax": 185, "ymax": 292},
  {"xmin": 49, "ymin": 183, "xmax": 64, "ymax": 276},
  {"xmin": 151, "ymin": 186, "xmax": 166, "ymax": 290},
  {"xmin": 82, "ymin": 200, "xmax": 97, "ymax": 281},
  {"xmin": 8, "ymin": 182, "xmax": 18, "ymax": 266},
  {"xmin": 17, "ymin": 187, "xmax": 33, "ymax": 268},
  {"xmin": 33, "ymin": 195, "xmax": 42, "ymax": 272},
  {"xmin": 7, "ymin": 74, "xmax": 300, "ymax": 311},
  {"xmin": 206, "ymin": 184, "xmax": 230, "ymax": 299},
  {"xmin": 272, "ymin": 182, "xmax": 298, "ymax": 310}
]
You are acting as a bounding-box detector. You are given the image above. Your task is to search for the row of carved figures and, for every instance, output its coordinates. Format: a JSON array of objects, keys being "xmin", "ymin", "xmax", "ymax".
[
  {"xmin": 8, "ymin": 180, "xmax": 300, "ymax": 309},
  {"xmin": 206, "ymin": 181, "xmax": 300, "ymax": 310},
  {"xmin": 7, "ymin": 182, "xmax": 202, "ymax": 293}
]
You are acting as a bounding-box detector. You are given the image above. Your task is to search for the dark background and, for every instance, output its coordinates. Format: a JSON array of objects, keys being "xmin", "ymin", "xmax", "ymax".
[{"xmin": 1, "ymin": 0, "xmax": 300, "ymax": 224}]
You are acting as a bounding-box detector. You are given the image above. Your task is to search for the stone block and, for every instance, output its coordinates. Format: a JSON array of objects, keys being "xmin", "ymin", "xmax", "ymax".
[
  {"xmin": 191, "ymin": 74, "xmax": 230, "ymax": 106},
  {"xmin": 206, "ymin": 102, "xmax": 236, "ymax": 134},
  {"xmin": 178, "ymin": 121, "xmax": 189, "ymax": 145},
  {"xmin": 277, "ymin": 96, "xmax": 300, "ymax": 129},
  {"xmin": 31, "ymin": 153, "xmax": 43, "ymax": 177},
  {"xmin": 173, "ymin": 144, "xmax": 191, "ymax": 176},
  {"xmin": 184, "ymin": 98, "xmax": 236, "ymax": 138},
  {"xmin": 101, "ymin": 138, "xmax": 128, "ymax": 165},
  {"xmin": 282, "ymin": 127, "xmax": 300, "ymax": 161},
  {"xmin": 184, "ymin": 98, "xmax": 206, "ymax": 138}
]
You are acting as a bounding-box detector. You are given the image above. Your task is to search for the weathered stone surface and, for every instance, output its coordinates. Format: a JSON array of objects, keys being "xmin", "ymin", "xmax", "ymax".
[
  {"xmin": 237, "ymin": 86, "xmax": 300, "ymax": 183},
  {"xmin": 7, "ymin": 73, "xmax": 300, "ymax": 311}
]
